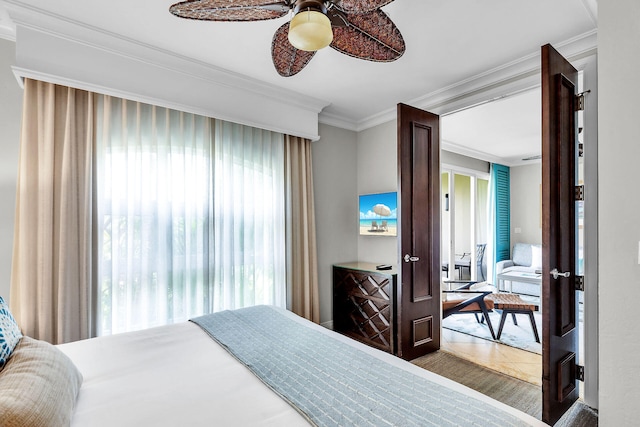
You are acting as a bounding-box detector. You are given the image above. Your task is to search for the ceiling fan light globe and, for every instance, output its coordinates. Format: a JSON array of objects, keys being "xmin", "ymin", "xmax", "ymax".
[{"xmin": 288, "ymin": 10, "xmax": 333, "ymax": 52}]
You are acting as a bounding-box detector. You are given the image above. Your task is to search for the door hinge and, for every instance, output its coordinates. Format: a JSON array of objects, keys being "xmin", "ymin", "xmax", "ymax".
[
  {"xmin": 575, "ymin": 94, "xmax": 585, "ymax": 111},
  {"xmin": 575, "ymin": 90, "xmax": 591, "ymax": 112},
  {"xmin": 575, "ymin": 185, "xmax": 584, "ymax": 201},
  {"xmin": 575, "ymin": 275, "xmax": 585, "ymax": 291},
  {"xmin": 578, "ymin": 142, "xmax": 584, "ymax": 157},
  {"xmin": 576, "ymin": 364, "xmax": 585, "ymax": 382}
]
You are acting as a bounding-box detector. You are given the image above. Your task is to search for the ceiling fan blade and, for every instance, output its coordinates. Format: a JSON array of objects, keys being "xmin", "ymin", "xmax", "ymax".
[
  {"xmin": 331, "ymin": 9, "xmax": 405, "ymax": 62},
  {"xmin": 170, "ymin": 0, "xmax": 289, "ymax": 21},
  {"xmin": 271, "ymin": 22, "xmax": 316, "ymax": 77},
  {"xmin": 327, "ymin": 8, "xmax": 349, "ymax": 27},
  {"xmin": 334, "ymin": 0, "xmax": 394, "ymax": 14}
]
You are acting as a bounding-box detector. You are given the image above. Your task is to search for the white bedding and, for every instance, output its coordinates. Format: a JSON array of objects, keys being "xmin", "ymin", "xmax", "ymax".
[{"xmin": 58, "ymin": 309, "xmax": 546, "ymax": 426}]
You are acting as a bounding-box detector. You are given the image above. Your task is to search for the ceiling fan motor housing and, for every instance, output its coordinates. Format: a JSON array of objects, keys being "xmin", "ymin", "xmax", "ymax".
[{"xmin": 292, "ymin": 0, "xmax": 329, "ymax": 15}]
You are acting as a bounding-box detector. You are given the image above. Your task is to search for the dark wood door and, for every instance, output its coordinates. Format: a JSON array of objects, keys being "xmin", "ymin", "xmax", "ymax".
[
  {"xmin": 396, "ymin": 103, "xmax": 440, "ymax": 360},
  {"xmin": 541, "ymin": 43, "xmax": 580, "ymax": 425}
]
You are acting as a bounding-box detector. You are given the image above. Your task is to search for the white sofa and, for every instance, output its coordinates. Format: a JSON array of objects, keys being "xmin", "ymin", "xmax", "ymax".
[{"xmin": 495, "ymin": 243, "xmax": 542, "ymax": 296}]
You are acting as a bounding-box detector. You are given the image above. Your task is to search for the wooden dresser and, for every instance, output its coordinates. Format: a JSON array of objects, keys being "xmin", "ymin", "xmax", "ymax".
[{"xmin": 333, "ymin": 262, "xmax": 398, "ymax": 354}]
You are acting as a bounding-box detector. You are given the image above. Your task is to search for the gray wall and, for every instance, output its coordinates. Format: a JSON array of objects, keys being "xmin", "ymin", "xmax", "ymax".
[
  {"xmin": 510, "ymin": 163, "xmax": 541, "ymax": 246},
  {"xmin": 356, "ymin": 120, "xmax": 398, "ymax": 265},
  {"xmin": 312, "ymin": 123, "xmax": 358, "ymax": 324},
  {"xmin": 314, "ymin": 117, "xmax": 492, "ymax": 318},
  {"xmin": 312, "ymin": 120, "xmax": 399, "ymax": 325},
  {"xmin": 598, "ymin": 1, "xmax": 640, "ymax": 423},
  {"xmin": 0, "ymin": 39, "xmax": 21, "ymax": 303}
]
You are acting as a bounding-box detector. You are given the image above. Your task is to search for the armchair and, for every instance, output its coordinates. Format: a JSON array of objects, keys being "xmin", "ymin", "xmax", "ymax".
[{"xmin": 442, "ymin": 280, "xmax": 496, "ymax": 340}]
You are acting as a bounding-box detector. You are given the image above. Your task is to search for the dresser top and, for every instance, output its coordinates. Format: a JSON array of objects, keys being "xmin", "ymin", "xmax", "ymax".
[{"xmin": 334, "ymin": 262, "xmax": 397, "ymax": 275}]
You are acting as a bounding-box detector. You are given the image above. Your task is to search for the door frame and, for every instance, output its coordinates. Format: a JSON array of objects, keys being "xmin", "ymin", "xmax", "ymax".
[{"xmin": 430, "ymin": 53, "xmax": 598, "ymax": 409}]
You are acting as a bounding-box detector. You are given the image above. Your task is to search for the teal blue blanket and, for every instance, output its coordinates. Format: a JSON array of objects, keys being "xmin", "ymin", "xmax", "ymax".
[{"xmin": 191, "ymin": 305, "xmax": 532, "ymax": 427}]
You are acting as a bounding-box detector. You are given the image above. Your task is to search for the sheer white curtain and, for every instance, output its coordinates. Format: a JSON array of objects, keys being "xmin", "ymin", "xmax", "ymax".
[
  {"xmin": 96, "ymin": 97, "xmax": 214, "ymax": 335},
  {"xmin": 213, "ymin": 120, "xmax": 286, "ymax": 312},
  {"xmin": 96, "ymin": 98, "xmax": 286, "ymax": 335}
]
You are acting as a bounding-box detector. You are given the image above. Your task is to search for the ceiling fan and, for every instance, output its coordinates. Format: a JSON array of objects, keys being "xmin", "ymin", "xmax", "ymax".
[{"xmin": 169, "ymin": 0, "xmax": 405, "ymax": 77}]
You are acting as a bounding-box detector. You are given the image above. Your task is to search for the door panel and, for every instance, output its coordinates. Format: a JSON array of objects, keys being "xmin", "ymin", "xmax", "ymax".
[
  {"xmin": 397, "ymin": 103, "xmax": 440, "ymax": 360},
  {"xmin": 541, "ymin": 43, "xmax": 580, "ymax": 425}
]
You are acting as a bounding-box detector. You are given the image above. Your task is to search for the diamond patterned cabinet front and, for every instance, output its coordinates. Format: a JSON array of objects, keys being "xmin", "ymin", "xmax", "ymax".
[{"xmin": 333, "ymin": 263, "xmax": 397, "ymax": 354}]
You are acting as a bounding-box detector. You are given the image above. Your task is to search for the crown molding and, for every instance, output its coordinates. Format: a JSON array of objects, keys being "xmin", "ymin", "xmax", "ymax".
[
  {"xmin": 0, "ymin": 1, "xmax": 15, "ymax": 41},
  {"xmin": 580, "ymin": 0, "xmax": 598, "ymax": 27},
  {"xmin": 352, "ymin": 29, "xmax": 598, "ymax": 133},
  {"xmin": 318, "ymin": 111, "xmax": 358, "ymax": 132},
  {"xmin": 0, "ymin": 24, "xmax": 14, "ymax": 41},
  {"xmin": 441, "ymin": 139, "xmax": 505, "ymax": 167},
  {"xmin": 442, "ymin": 138, "xmax": 542, "ymax": 168}
]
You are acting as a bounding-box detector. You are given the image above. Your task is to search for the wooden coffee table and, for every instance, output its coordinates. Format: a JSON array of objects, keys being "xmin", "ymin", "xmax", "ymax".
[{"xmin": 486, "ymin": 293, "xmax": 540, "ymax": 343}]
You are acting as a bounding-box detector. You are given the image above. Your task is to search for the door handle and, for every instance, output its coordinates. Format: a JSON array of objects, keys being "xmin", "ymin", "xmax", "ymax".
[
  {"xmin": 550, "ymin": 268, "xmax": 571, "ymax": 279},
  {"xmin": 403, "ymin": 254, "xmax": 420, "ymax": 263}
]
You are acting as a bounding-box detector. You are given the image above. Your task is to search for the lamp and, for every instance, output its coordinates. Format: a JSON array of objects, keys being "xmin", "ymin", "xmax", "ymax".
[{"xmin": 288, "ymin": 1, "xmax": 333, "ymax": 52}]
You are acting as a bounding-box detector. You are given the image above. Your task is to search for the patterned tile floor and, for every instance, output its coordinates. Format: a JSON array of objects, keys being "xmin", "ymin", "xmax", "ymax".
[{"xmin": 441, "ymin": 328, "xmax": 542, "ymax": 386}]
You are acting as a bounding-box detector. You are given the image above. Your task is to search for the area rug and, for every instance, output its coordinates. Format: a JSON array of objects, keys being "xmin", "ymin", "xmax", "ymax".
[
  {"xmin": 411, "ymin": 351, "xmax": 598, "ymax": 426},
  {"xmin": 442, "ymin": 310, "xmax": 542, "ymax": 354},
  {"xmin": 411, "ymin": 350, "xmax": 542, "ymax": 418}
]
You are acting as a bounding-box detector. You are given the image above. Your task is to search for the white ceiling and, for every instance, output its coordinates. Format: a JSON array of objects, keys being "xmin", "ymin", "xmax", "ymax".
[
  {"xmin": 442, "ymin": 88, "xmax": 542, "ymax": 166},
  {"xmin": 0, "ymin": 0, "xmax": 597, "ymax": 164}
]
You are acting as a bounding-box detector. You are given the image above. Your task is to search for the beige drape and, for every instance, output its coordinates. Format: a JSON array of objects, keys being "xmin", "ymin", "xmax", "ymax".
[
  {"xmin": 10, "ymin": 79, "xmax": 94, "ymax": 344},
  {"xmin": 284, "ymin": 135, "xmax": 319, "ymax": 323}
]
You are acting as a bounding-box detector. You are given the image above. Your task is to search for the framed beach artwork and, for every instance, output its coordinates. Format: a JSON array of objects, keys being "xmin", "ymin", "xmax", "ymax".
[{"xmin": 359, "ymin": 192, "xmax": 398, "ymax": 236}]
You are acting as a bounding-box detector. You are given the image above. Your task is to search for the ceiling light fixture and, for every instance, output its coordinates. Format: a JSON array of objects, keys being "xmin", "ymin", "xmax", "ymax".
[
  {"xmin": 288, "ymin": 1, "xmax": 333, "ymax": 52},
  {"xmin": 169, "ymin": 0, "xmax": 405, "ymax": 77}
]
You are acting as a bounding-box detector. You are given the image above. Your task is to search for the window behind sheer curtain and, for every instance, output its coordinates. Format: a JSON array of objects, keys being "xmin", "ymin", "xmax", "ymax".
[
  {"xmin": 212, "ymin": 120, "xmax": 286, "ymax": 313},
  {"xmin": 96, "ymin": 97, "xmax": 285, "ymax": 335}
]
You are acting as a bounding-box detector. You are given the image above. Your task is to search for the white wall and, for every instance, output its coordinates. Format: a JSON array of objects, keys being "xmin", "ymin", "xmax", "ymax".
[
  {"xmin": 313, "ymin": 123, "xmax": 358, "ymax": 324},
  {"xmin": 0, "ymin": 39, "xmax": 22, "ymax": 302},
  {"xmin": 598, "ymin": 1, "xmax": 640, "ymax": 424},
  {"xmin": 510, "ymin": 163, "xmax": 542, "ymax": 246},
  {"xmin": 356, "ymin": 120, "xmax": 398, "ymax": 265}
]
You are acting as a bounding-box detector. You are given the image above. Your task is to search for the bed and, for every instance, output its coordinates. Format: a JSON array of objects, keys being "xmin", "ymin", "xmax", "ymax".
[{"xmin": 1, "ymin": 304, "xmax": 546, "ymax": 426}]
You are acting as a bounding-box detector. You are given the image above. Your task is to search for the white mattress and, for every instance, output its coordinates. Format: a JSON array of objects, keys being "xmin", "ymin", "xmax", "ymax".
[{"xmin": 58, "ymin": 309, "xmax": 546, "ymax": 426}]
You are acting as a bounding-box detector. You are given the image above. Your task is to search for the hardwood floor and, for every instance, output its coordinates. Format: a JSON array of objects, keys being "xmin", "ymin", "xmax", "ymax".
[{"xmin": 441, "ymin": 327, "xmax": 542, "ymax": 386}]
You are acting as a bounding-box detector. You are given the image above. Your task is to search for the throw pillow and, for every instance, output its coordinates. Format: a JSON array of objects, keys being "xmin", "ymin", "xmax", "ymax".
[
  {"xmin": 531, "ymin": 245, "xmax": 542, "ymax": 269},
  {"xmin": 0, "ymin": 336, "xmax": 83, "ymax": 427},
  {"xmin": 0, "ymin": 296, "xmax": 22, "ymax": 368}
]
